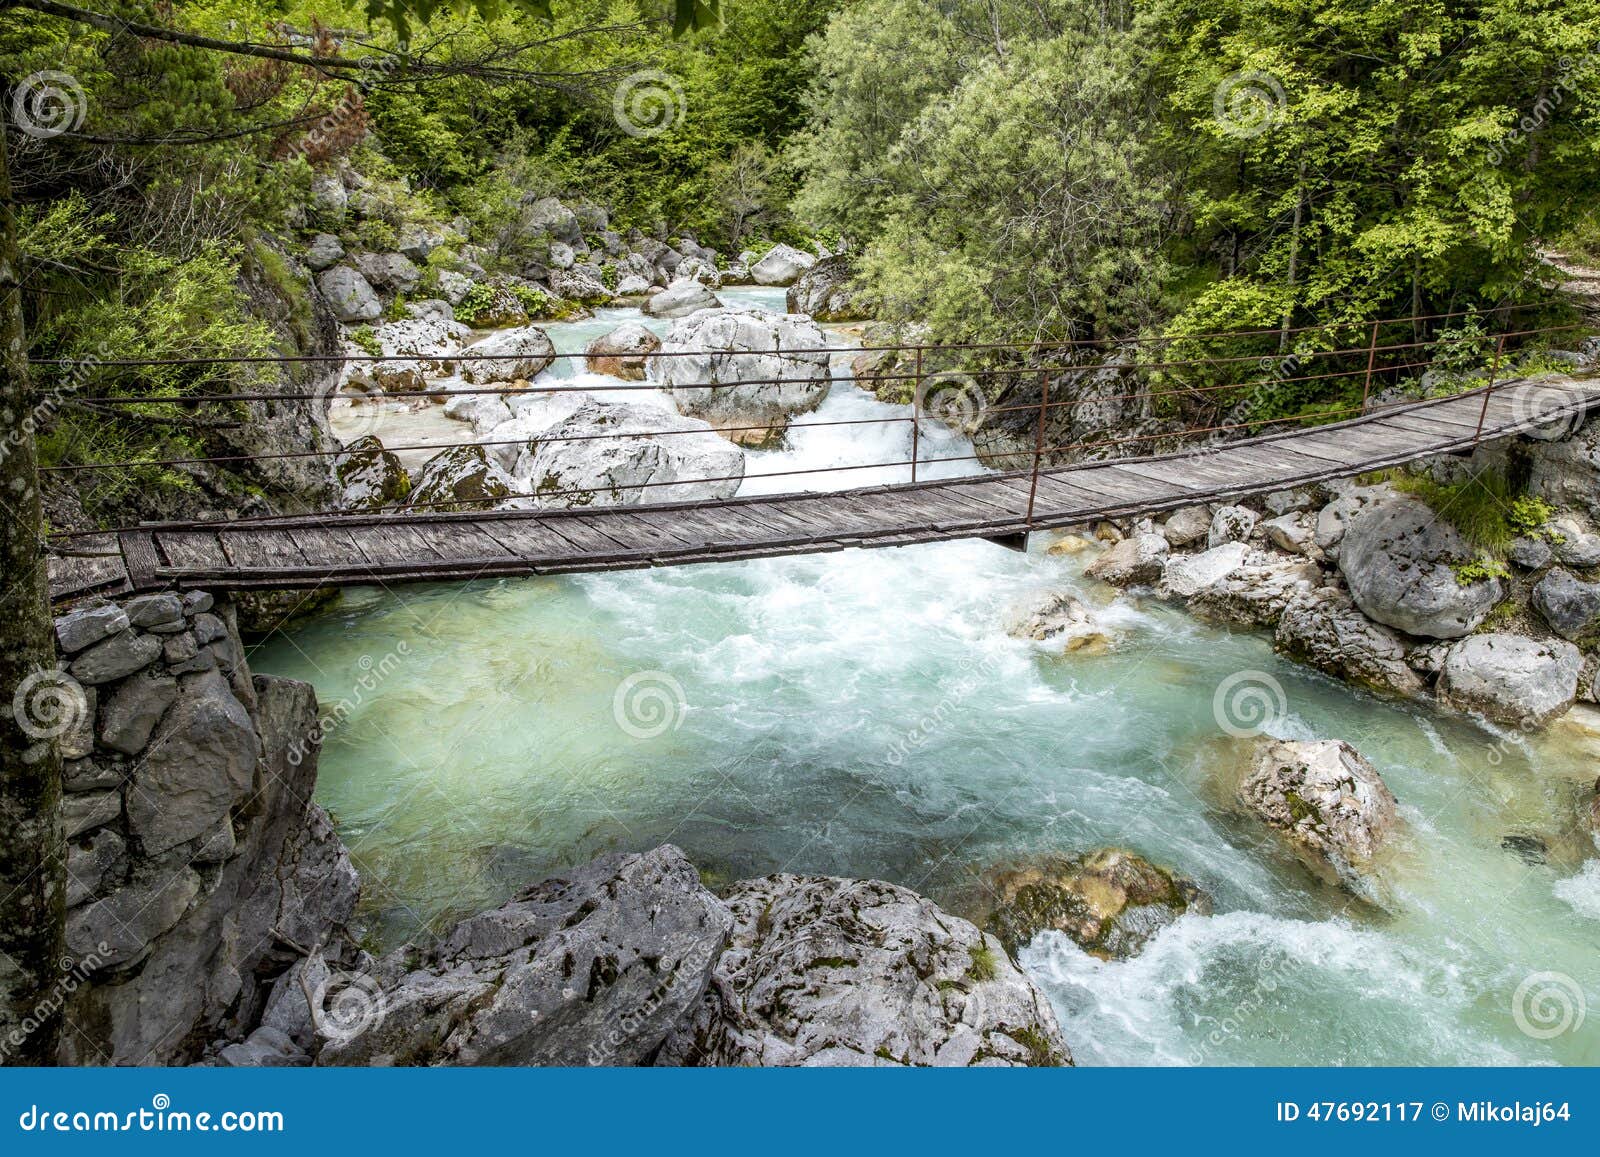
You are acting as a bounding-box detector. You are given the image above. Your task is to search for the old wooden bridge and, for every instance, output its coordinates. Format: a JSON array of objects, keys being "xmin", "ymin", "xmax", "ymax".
[{"xmin": 47, "ymin": 373, "xmax": 1599, "ymax": 603}]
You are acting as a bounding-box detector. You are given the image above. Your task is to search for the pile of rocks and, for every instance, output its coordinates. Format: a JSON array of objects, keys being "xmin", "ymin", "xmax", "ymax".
[{"xmin": 1073, "ymin": 415, "xmax": 1600, "ymax": 731}]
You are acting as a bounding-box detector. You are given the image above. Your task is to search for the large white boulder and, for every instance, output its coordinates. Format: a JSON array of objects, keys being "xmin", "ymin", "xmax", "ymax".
[
  {"xmin": 316, "ymin": 266, "xmax": 381, "ymax": 323},
  {"xmin": 507, "ymin": 397, "xmax": 745, "ymax": 506},
  {"xmin": 458, "ymin": 325, "xmax": 558, "ymax": 384},
  {"xmin": 1337, "ymin": 494, "xmax": 1502, "ymax": 638},
  {"xmin": 647, "ymin": 308, "xmax": 832, "ymax": 445},
  {"xmin": 346, "ymin": 315, "xmax": 471, "ymax": 393},
  {"xmin": 1437, "ymin": 633, "xmax": 1584, "ymax": 727},
  {"xmin": 749, "ymin": 243, "xmax": 817, "ymax": 287},
  {"xmin": 642, "ymin": 281, "xmax": 722, "ymax": 319}
]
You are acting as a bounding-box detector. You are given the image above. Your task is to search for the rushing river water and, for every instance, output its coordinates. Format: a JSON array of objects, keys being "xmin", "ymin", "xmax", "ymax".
[{"xmin": 255, "ymin": 287, "xmax": 1600, "ymax": 1066}]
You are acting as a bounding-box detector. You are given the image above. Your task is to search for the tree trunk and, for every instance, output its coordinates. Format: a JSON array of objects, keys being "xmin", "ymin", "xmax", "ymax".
[
  {"xmin": 0, "ymin": 106, "xmax": 67, "ymax": 1066},
  {"xmin": 1278, "ymin": 158, "xmax": 1307, "ymax": 354}
]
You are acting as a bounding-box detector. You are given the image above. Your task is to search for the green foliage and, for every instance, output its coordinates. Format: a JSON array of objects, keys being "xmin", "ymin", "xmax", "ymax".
[
  {"xmin": 1453, "ymin": 556, "xmax": 1512, "ymax": 586},
  {"xmin": 1394, "ymin": 469, "xmax": 1524, "ymax": 555},
  {"xmin": 348, "ymin": 326, "xmax": 384, "ymax": 356},
  {"xmin": 966, "ymin": 943, "xmax": 998, "ymax": 982}
]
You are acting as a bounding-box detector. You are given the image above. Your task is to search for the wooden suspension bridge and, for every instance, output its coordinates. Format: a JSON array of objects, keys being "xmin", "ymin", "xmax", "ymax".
[{"xmin": 46, "ymin": 373, "xmax": 1600, "ymax": 604}]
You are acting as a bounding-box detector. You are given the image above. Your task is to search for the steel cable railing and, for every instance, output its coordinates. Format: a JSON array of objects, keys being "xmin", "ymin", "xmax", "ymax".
[{"xmin": 38, "ymin": 308, "xmax": 1593, "ymax": 544}]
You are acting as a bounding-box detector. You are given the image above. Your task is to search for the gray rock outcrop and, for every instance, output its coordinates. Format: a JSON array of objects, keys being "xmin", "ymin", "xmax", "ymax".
[
  {"xmin": 1337, "ymin": 494, "xmax": 1502, "ymax": 638},
  {"xmin": 1436, "ymin": 633, "xmax": 1584, "ymax": 726},
  {"xmin": 659, "ymin": 873, "xmax": 1069, "ymax": 1067}
]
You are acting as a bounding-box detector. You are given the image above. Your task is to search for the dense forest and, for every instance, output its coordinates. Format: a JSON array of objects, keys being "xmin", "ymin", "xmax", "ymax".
[{"xmin": 5, "ymin": 0, "xmax": 1600, "ymax": 518}]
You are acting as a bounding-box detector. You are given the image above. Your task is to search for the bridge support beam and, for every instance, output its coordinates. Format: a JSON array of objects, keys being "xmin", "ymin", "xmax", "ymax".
[{"xmin": 983, "ymin": 531, "xmax": 1030, "ymax": 553}]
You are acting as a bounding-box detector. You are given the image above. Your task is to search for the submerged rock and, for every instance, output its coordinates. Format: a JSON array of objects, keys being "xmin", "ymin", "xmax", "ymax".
[
  {"xmin": 659, "ymin": 873, "xmax": 1069, "ymax": 1067},
  {"xmin": 979, "ymin": 849, "xmax": 1209, "ymax": 960},
  {"xmin": 1238, "ymin": 738, "xmax": 1399, "ymax": 899},
  {"xmin": 1003, "ymin": 590, "xmax": 1115, "ymax": 651}
]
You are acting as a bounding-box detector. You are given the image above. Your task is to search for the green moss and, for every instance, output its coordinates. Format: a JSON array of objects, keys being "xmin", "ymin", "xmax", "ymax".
[
  {"xmin": 1394, "ymin": 469, "xmax": 1520, "ymax": 554},
  {"xmin": 348, "ymin": 325, "xmax": 382, "ymax": 356},
  {"xmin": 1008, "ymin": 1025, "xmax": 1064, "ymax": 1067},
  {"xmin": 965, "ymin": 943, "xmax": 998, "ymax": 983}
]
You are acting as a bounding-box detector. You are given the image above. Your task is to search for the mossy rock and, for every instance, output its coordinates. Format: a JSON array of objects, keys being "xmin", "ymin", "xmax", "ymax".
[{"xmin": 980, "ymin": 848, "xmax": 1209, "ymax": 960}]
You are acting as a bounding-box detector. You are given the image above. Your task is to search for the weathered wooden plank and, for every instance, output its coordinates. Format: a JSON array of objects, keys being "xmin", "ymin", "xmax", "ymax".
[
  {"xmin": 155, "ymin": 531, "xmax": 229, "ymax": 571},
  {"xmin": 120, "ymin": 531, "xmax": 161, "ymax": 589},
  {"xmin": 219, "ymin": 528, "xmax": 310, "ymax": 571},
  {"xmin": 475, "ymin": 517, "xmax": 592, "ymax": 560}
]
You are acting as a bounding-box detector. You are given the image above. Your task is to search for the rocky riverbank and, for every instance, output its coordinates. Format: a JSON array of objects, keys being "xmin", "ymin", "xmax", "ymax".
[{"xmin": 1060, "ymin": 409, "xmax": 1600, "ymax": 733}]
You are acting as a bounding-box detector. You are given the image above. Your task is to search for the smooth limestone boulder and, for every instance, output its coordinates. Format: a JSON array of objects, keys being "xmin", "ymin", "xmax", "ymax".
[
  {"xmin": 1238, "ymin": 738, "xmax": 1398, "ymax": 901},
  {"xmin": 647, "ymin": 308, "xmax": 832, "ymax": 446},
  {"xmin": 458, "ymin": 325, "xmax": 558, "ymax": 384},
  {"xmin": 1337, "ymin": 494, "xmax": 1502, "ymax": 638},
  {"xmin": 748, "ymin": 243, "xmax": 817, "ymax": 287},
  {"xmin": 658, "ymin": 873, "xmax": 1070, "ymax": 1067},
  {"xmin": 508, "ymin": 397, "xmax": 745, "ymax": 507},
  {"xmin": 1436, "ymin": 633, "xmax": 1584, "ymax": 727},
  {"xmin": 1084, "ymin": 532, "xmax": 1168, "ymax": 586},
  {"xmin": 642, "ymin": 281, "xmax": 722, "ymax": 319},
  {"xmin": 1532, "ymin": 569, "xmax": 1600, "ymax": 642},
  {"xmin": 584, "ymin": 323, "xmax": 662, "ymax": 380},
  {"xmin": 346, "ymin": 315, "xmax": 471, "ymax": 393}
]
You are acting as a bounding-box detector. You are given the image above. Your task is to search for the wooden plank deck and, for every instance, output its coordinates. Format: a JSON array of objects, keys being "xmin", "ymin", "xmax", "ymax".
[{"xmin": 46, "ymin": 376, "xmax": 1600, "ymax": 601}]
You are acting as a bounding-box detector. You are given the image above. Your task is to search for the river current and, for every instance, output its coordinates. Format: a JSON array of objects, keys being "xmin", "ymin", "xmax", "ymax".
[{"xmin": 252, "ymin": 286, "xmax": 1600, "ymax": 1066}]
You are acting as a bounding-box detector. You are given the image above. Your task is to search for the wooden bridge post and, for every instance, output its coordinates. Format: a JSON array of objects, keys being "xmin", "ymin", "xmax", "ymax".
[
  {"xmin": 1474, "ymin": 334, "xmax": 1508, "ymax": 443},
  {"xmin": 1361, "ymin": 319, "xmax": 1380, "ymax": 412},
  {"xmin": 1025, "ymin": 368, "xmax": 1049, "ymax": 525},
  {"xmin": 911, "ymin": 347, "xmax": 921, "ymax": 483}
]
